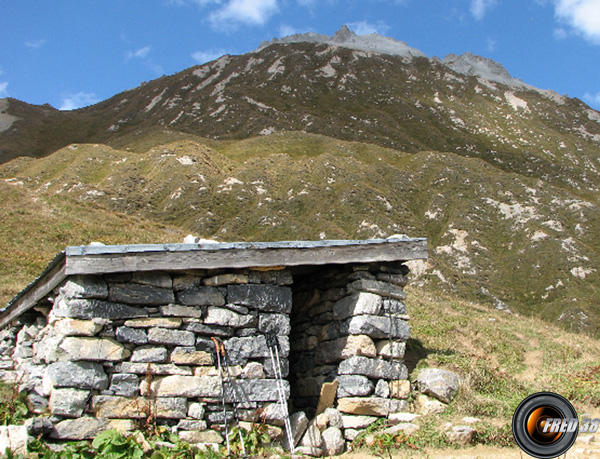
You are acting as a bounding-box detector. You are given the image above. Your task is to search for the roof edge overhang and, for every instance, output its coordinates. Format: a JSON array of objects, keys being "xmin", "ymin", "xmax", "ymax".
[{"xmin": 0, "ymin": 237, "xmax": 427, "ymax": 329}]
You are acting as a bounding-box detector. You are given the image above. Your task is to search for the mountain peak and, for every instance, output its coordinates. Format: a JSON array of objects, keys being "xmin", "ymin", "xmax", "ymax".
[
  {"xmin": 258, "ymin": 26, "xmax": 428, "ymax": 59},
  {"xmin": 441, "ymin": 52, "xmax": 526, "ymax": 88}
]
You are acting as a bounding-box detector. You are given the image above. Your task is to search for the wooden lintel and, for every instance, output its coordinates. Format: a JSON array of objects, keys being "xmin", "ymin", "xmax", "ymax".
[
  {"xmin": 65, "ymin": 240, "xmax": 428, "ymax": 275},
  {"xmin": 0, "ymin": 261, "xmax": 67, "ymax": 329}
]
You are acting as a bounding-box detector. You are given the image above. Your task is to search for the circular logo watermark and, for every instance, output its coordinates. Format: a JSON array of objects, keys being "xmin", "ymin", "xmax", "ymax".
[{"xmin": 512, "ymin": 392, "xmax": 579, "ymax": 458}]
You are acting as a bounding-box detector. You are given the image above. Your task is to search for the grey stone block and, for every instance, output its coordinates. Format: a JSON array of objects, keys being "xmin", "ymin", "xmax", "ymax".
[
  {"xmin": 159, "ymin": 304, "xmax": 203, "ymax": 318},
  {"xmin": 225, "ymin": 336, "xmax": 289, "ymax": 364},
  {"xmin": 338, "ymin": 356, "xmax": 408, "ymax": 380},
  {"xmin": 44, "ymin": 361, "xmax": 108, "ymax": 391},
  {"xmin": 227, "ymin": 284, "xmax": 292, "ymax": 313},
  {"xmin": 344, "ymin": 315, "xmax": 410, "ymax": 340},
  {"xmin": 131, "ymin": 271, "xmax": 172, "ymax": 289},
  {"xmin": 59, "ymin": 275, "xmax": 108, "ymax": 300},
  {"xmin": 258, "ymin": 313, "xmax": 291, "ymax": 335},
  {"xmin": 115, "ymin": 326, "xmax": 148, "ymax": 344},
  {"xmin": 176, "ymin": 287, "xmax": 225, "ymax": 306},
  {"xmin": 183, "ymin": 322, "xmax": 233, "ymax": 337},
  {"xmin": 131, "ymin": 346, "xmax": 168, "ymax": 363},
  {"xmin": 382, "ymin": 298, "xmax": 407, "ymax": 314},
  {"xmin": 148, "ymin": 328, "xmax": 195, "ymax": 347},
  {"xmin": 333, "ymin": 293, "xmax": 382, "ymax": 320},
  {"xmin": 204, "ymin": 308, "xmax": 256, "ymax": 328},
  {"xmin": 109, "ymin": 373, "xmax": 139, "ymax": 397},
  {"xmin": 109, "ymin": 283, "xmax": 174, "ymax": 306},
  {"xmin": 336, "ymin": 375, "xmax": 374, "ymax": 397},
  {"xmin": 50, "ymin": 388, "xmax": 89, "ymax": 417},
  {"xmin": 53, "ymin": 299, "xmax": 148, "ymax": 320},
  {"xmin": 347, "ymin": 279, "xmax": 406, "ymax": 300}
]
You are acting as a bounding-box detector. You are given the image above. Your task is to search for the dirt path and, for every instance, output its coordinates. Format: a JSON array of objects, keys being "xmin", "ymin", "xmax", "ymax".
[{"xmin": 343, "ymin": 438, "xmax": 599, "ymax": 458}]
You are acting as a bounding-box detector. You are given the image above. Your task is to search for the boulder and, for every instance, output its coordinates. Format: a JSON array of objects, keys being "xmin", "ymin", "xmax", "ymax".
[
  {"xmin": 389, "ymin": 380, "xmax": 411, "ymax": 399},
  {"xmin": 415, "ymin": 394, "xmax": 447, "ymax": 415},
  {"xmin": 258, "ymin": 313, "xmax": 291, "ymax": 335},
  {"xmin": 417, "ymin": 368, "xmax": 460, "ymax": 403},
  {"xmin": 204, "ymin": 308, "xmax": 256, "ymax": 328},
  {"xmin": 445, "ymin": 426, "xmax": 475, "ymax": 445},
  {"xmin": 152, "ymin": 375, "xmax": 221, "ymax": 398},
  {"xmin": 179, "ymin": 430, "xmax": 224, "ymax": 444},
  {"xmin": 376, "ymin": 340, "xmax": 406, "ymax": 359}
]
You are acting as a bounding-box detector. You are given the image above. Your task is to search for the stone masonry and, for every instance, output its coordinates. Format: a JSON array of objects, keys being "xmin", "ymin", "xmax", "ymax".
[{"xmin": 0, "ymin": 239, "xmax": 426, "ymax": 455}]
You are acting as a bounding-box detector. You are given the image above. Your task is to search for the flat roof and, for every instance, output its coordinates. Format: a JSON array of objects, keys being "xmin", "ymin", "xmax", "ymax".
[{"xmin": 0, "ymin": 237, "xmax": 427, "ymax": 328}]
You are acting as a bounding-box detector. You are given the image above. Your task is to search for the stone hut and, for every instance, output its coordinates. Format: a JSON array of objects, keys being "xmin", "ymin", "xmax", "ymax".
[{"xmin": 0, "ymin": 237, "xmax": 427, "ymax": 453}]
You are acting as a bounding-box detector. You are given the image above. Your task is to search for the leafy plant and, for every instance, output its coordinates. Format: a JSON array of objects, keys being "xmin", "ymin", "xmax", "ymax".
[
  {"xmin": 92, "ymin": 429, "xmax": 145, "ymax": 459},
  {"xmin": 0, "ymin": 381, "xmax": 29, "ymax": 426}
]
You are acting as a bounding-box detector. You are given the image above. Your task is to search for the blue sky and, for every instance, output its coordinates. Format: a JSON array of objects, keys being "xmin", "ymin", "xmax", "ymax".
[{"xmin": 1, "ymin": 0, "xmax": 599, "ymax": 110}]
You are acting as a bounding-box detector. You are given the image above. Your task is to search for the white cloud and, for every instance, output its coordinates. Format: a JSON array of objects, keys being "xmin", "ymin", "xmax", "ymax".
[
  {"xmin": 553, "ymin": 26, "xmax": 569, "ymax": 38},
  {"xmin": 0, "ymin": 82, "xmax": 8, "ymax": 97},
  {"xmin": 584, "ymin": 91, "xmax": 600, "ymax": 107},
  {"xmin": 166, "ymin": 0, "xmax": 221, "ymax": 5},
  {"xmin": 209, "ymin": 0, "xmax": 279, "ymax": 28},
  {"xmin": 554, "ymin": 0, "xmax": 600, "ymax": 42},
  {"xmin": 25, "ymin": 39, "xmax": 47, "ymax": 49},
  {"xmin": 470, "ymin": 0, "xmax": 498, "ymax": 20},
  {"xmin": 191, "ymin": 49, "xmax": 228, "ymax": 63},
  {"xmin": 486, "ymin": 37, "xmax": 497, "ymax": 51},
  {"xmin": 279, "ymin": 24, "xmax": 312, "ymax": 37},
  {"xmin": 126, "ymin": 46, "xmax": 152, "ymax": 60},
  {"xmin": 347, "ymin": 21, "xmax": 390, "ymax": 36},
  {"xmin": 59, "ymin": 92, "xmax": 100, "ymax": 111}
]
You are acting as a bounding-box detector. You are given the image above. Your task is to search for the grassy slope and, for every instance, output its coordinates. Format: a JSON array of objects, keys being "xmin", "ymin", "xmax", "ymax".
[
  {"xmin": 2, "ymin": 132, "xmax": 600, "ymax": 338},
  {"xmin": 0, "ymin": 179, "xmax": 186, "ymax": 306}
]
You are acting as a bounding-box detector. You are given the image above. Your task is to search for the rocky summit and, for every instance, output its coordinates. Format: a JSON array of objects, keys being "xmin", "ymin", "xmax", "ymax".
[{"xmin": 1, "ymin": 27, "xmax": 600, "ymax": 336}]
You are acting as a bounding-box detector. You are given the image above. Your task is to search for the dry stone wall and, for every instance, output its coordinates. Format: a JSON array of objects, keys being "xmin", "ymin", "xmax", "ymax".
[
  {"xmin": 0, "ymin": 260, "xmax": 416, "ymax": 454},
  {"xmin": 1, "ymin": 268, "xmax": 294, "ymax": 442},
  {"xmin": 290, "ymin": 262, "xmax": 412, "ymax": 446}
]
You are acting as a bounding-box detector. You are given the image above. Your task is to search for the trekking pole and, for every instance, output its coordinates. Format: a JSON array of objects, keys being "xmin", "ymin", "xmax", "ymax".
[
  {"xmin": 211, "ymin": 337, "xmax": 231, "ymax": 457},
  {"xmin": 213, "ymin": 337, "xmax": 247, "ymax": 458},
  {"xmin": 266, "ymin": 334, "xmax": 295, "ymax": 457}
]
